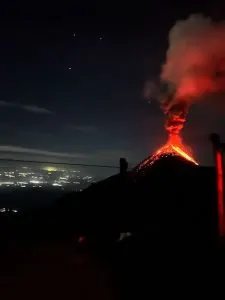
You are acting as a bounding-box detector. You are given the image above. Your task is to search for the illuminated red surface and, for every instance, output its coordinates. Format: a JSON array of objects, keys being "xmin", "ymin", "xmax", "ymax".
[
  {"xmin": 216, "ymin": 150, "xmax": 225, "ymax": 236},
  {"xmin": 78, "ymin": 236, "xmax": 86, "ymax": 244}
]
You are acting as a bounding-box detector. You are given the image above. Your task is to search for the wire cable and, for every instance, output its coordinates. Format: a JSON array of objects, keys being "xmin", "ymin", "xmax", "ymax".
[{"xmin": 0, "ymin": 158, "xmax": 120, "ymax": 169}]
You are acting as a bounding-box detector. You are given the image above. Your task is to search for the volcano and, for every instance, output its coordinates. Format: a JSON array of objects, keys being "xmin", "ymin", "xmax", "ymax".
[{"xmin": 135, "ymin": 134, "xmax": 198, "ymax": 173}]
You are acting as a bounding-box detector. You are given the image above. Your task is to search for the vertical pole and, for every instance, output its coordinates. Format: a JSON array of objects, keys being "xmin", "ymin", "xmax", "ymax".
[
  {"xmin": 216, "ymin": 150, "xmax": 225, "ymax": 236},
  {"xmin": 210, "ymin": 133, "xmax": 225, "ymax": 237},
  {"xmin": 120, "ymin": 158, "xmax": 128, "ymax": 175}
]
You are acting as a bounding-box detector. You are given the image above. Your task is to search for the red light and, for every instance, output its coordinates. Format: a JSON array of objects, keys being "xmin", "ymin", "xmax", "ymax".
[
  {"xmin": 216, "ymin": 151, "xmax": 225, "ymax": 236},
  {"xmin": 78, "ymin": 236, "xmax": 86, "ymax": 244}
]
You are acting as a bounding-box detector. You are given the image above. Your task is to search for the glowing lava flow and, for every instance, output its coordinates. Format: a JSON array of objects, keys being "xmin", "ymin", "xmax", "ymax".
[
  {"xmin": 171, "ymin": 145, "xmax": 198, "ymax": 165},
  {"xmin": 137, "ymin": 135, "xmax": 198, "ymax": 170},
  {"xmin": 153, "ymin": 143, "xmax": 198, "ymax": 164}
]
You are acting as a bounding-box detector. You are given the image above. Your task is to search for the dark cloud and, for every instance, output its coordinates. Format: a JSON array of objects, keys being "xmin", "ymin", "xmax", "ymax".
[
  {"xmin": 0, "ymin": 145, "xmax": 86, "ymax": 159},
  {"xmin": 0, "ymin": 101, "xmax": 53, "ymax": 115},
  {"xmin": 0, "ymin": 144, "xmax": 139, "ymax": 168},
  {"xmin": 143, "ymin": 80, "xmax": 160, "ymax": 103},
  {"xmin": 68, "ymin": 125, "xmax": 98, "ymax": 133}
]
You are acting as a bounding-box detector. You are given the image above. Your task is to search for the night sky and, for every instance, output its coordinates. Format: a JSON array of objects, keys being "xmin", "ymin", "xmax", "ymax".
[{"xmin": 0, "ymin": 1, "xmax": 224, "ymax": 168}]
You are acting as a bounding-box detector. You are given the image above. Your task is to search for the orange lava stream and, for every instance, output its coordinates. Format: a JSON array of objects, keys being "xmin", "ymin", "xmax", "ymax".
[
  {"xmin": 152, "ymin": 143, "xmax": 198, "ymax": 165},
  {"xmin": 171, "ymin": 145, "xmax": 198, "ymax": 165},
  {"xmin": 138, "ymin": 135, "xmax": 198, "ymax": 170}
]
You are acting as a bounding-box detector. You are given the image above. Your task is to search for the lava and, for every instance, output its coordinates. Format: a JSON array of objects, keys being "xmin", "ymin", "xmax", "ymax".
[
  {"xmin": 137, "ymin": 134, "xmax": 198, "ymax": 170},
  {"xmin": 154, "ymin": 134, "xmax": 198, "ymax": 165}
]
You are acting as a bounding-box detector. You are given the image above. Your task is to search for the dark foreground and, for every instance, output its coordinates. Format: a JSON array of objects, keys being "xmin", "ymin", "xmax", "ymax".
[
  {"xmin": 0, "ymin": 234, "xmax": 224, "ymax": 300},
  {"xmin": 0, "ymin": 158, "xmax": 223, "ymax": 298},
  {"xmin": 1, "ymin": 239, "xmax": 116, "ymax": 300}
]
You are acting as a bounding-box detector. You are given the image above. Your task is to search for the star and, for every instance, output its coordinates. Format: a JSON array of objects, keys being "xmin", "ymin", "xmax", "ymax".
[{"xmin": 99, "ymin": 36, "xmax": 103, "ymax": 40}]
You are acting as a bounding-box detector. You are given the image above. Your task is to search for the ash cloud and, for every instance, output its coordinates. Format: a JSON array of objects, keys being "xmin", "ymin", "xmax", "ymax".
[
  {"xmin": 162, "ymin": 14, "xmax": 225, "ymax": 103},
  {"xmin": 149, "ymin": 14, "xmax": 225, "ymax": 136}
]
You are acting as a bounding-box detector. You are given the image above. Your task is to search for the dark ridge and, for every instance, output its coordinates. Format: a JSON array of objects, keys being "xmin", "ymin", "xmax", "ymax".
[{"xmin": 134, "ymin": 152, "xmax": 198, "ymax": 177}]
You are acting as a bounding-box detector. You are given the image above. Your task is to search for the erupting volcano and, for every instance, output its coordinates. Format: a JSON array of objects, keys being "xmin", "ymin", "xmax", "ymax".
[
  {"xmin": 137, "ymin": 134, "xmax": 198, "ymax": 171},
  {"xmin": 153, "ymin": 134, "xmax": 198, "ymax": 165},
  {"xmin": 138, "ymin": 14, "xmax": 225, "ymax": 171}
]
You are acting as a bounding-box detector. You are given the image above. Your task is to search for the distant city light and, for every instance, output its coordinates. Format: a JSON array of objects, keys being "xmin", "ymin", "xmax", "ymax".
[
  {"xmin": 29, "ymin": 180, "xmax": 42, "ymax": 184},
  {"xmin": 0, "ymin": 181, "xmax": 14, "ymax": 185},
  {"xmin": 42, "ymin": 166, "xmax": 57, "ymax": 172},
  {"xmin": 0, "ymin": 165, "xmax": 95, "ymax": 190},
  {"xmin": 52, "ymin": 183, "xmax": 62, "ymax": 187},
  {"xmin": 0, "ymin": 208, "xmax": 19, "ymax": 213}
]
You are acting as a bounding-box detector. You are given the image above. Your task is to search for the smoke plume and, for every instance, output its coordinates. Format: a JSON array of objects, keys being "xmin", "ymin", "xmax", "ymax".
[{"xmin": 161, "ymin": 14, "xmax": 225, "ymax": 136}]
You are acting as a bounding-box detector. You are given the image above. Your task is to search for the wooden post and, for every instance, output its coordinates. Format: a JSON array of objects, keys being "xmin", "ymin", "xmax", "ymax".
[{"xmin": 120, "ymin": 158, "xmax": 128, "ymax": 175}]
